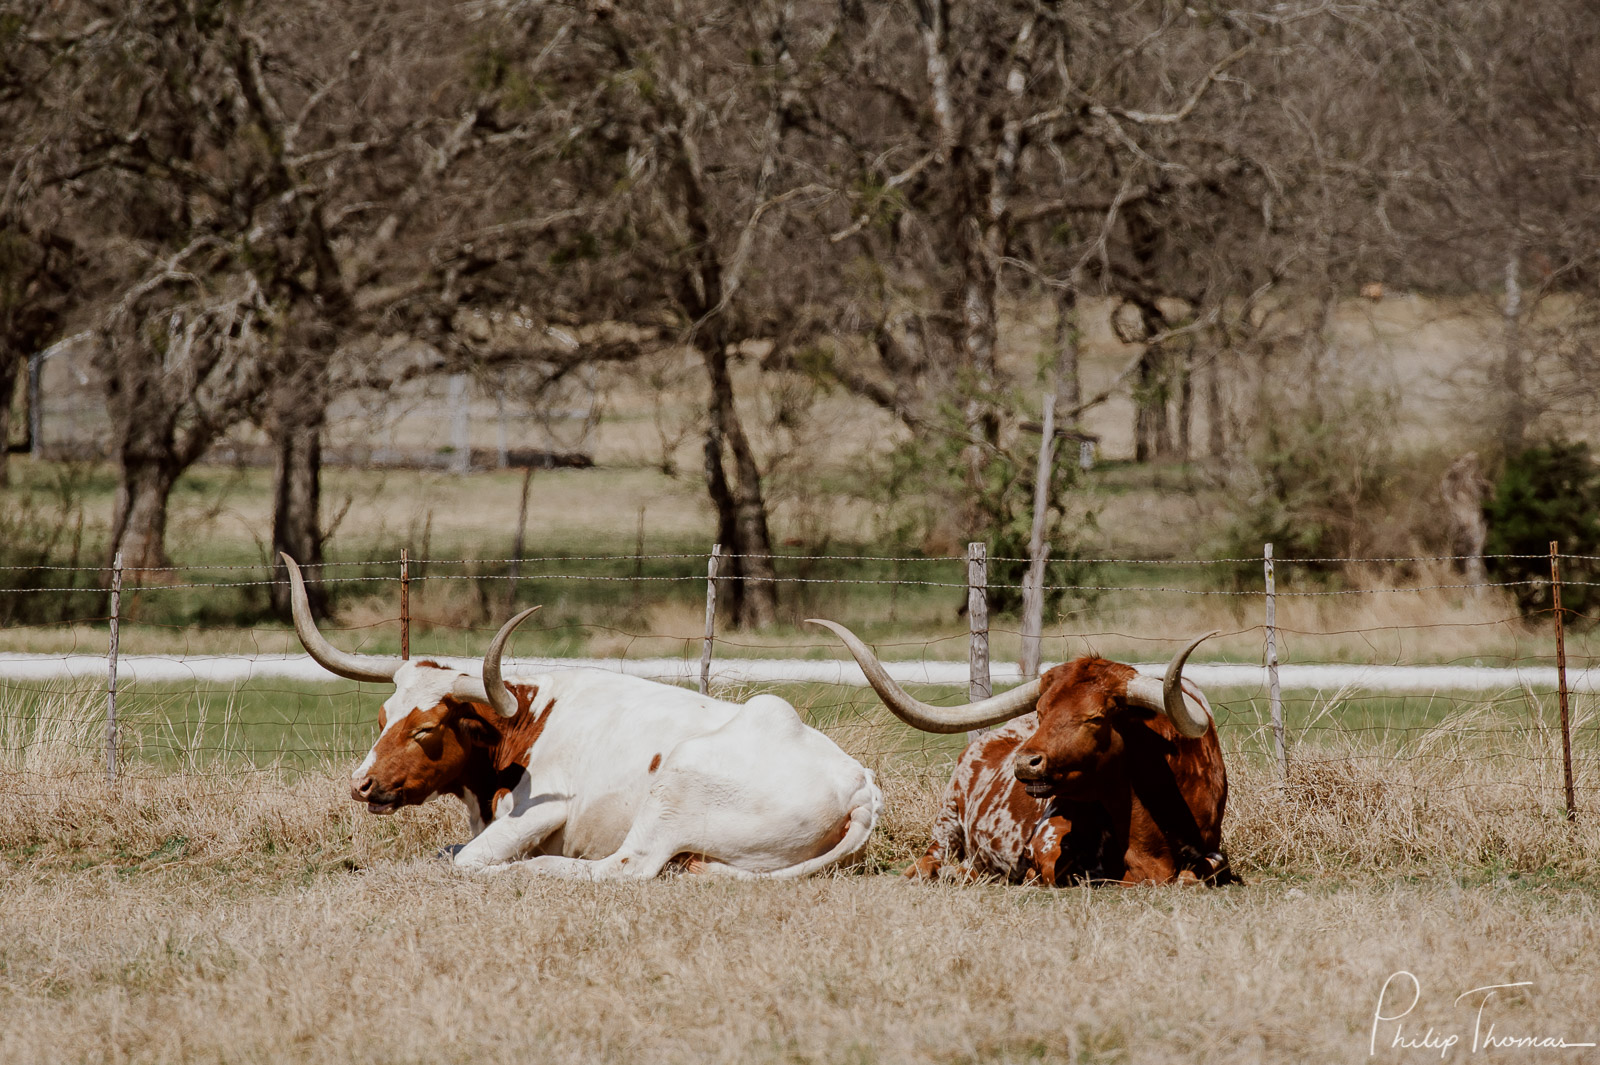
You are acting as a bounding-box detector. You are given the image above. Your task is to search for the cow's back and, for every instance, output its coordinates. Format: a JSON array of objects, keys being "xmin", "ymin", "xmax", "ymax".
[{"xmin": 517, "ymin": 670, "xmax": 873, "ymax": 864}]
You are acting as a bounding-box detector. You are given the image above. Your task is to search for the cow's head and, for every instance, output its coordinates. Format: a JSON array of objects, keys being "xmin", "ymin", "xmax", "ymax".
[
  {"xmin": 808, "ymin": 618, "xmax": 1216, "ymax": 787},
  {"xmin": 350, "ymin": 664, "xmax": 501, "ymax": 813},
  {"xmin": 280, "ymin": 554, "xmax": 542, "ymax": 816},
  {"xmin": 1009, "ymin": 657, "xmax": 1215, "ymax": 798}
]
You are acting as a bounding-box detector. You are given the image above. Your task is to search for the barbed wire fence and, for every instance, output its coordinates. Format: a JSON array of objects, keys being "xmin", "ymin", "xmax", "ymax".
[{"xmin": 0, "ymin": 543, "xmax": 1595, "ymax": 820}]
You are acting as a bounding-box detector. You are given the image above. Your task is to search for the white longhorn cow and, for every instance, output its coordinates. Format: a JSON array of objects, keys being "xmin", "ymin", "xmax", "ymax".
[{"xmin": 282, "ymin": 556, "xmax": 881, "ymax": 878}]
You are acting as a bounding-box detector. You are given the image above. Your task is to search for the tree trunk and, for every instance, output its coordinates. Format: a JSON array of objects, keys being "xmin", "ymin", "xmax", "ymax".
[
  {"xmin": 700, "ymin": 341, "xmax": 777, "ymax": 629},
  {"xmin": 1177, "ymin": 343, "xmax": 1193, "ymax": 462},
  {"xmin": 269, "ymin": 380, "xmax": 327, "ymax": 620},
  {"xmin": 958, "ymin": 215, "xmax": 1002, "ymax": 538},
  {"xmin": 108, "ymin": 458, "xmax": 180, "ymax": 575},
  {"xmin": 0, "ymin": 351, "xmax": 19, "ymax": 488},
  {"xmin": 1153, "ymin": 356, "xmax": 1173, "ymax": 458},
  {"xmin": 1205, "ymin": 350, "xmax": 1225, "ymax": 457},
  {"xmin": 1051, "ymin": 283, "xmax": 1081, "ymax": 421},
  {"xmin": 703, "ymin": 427, "xmax": 745, "ymax": 625},
  {"xmin": 1500, "ymin": 252, "xmax": 1526, "ymax": 455},
  {"xmin": 1440, "ymin": 452, "xmax": 1491, "ymax": 585},
  {"xmin": 1134, "ymin": 349, "xmax": 1158, "ymax": 463}
]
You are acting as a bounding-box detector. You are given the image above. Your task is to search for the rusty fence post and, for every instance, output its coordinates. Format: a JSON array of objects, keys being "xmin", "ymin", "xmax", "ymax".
[
  {"xmin": 1265, "ymin": 543, "xmax": 1285, "ymax": 780},
  {"xmin": 400, "ymin": 548, "xmax": 410, "ymax": 661},
  {"xmin": 700, "ymin": 544, "xmax": 722, "ymax": 696},
  {"xmin": 106, "ymin": 551, "xmax": 122, "ymax": 787},
  {"xmin": 968, "ymin": 542, "xmax": 990, "ymax": 745},
  {"xmin": 1550, "ymin": 542, "xmax": 1576, "ymax": 822}
]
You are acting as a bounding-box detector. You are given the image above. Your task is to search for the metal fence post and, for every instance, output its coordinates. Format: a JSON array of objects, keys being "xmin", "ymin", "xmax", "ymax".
[
  {"xmin": 1265, "ymin": 543, "xmax": 1285, "ymax": 780},
  {"xmin": 106, "ymin": 551, "xmax": 122, "ymax": 787},
  {"xmin": 1020, "ymin": 392, "xmax": 1056, "ymax": 679},
  {"xmin": 400, "ymin": 549, "xmax": 410, "ymax": 661},
  {"xmin": 700, "ymin": 544, "xmax": 722, "ymax": 696},
  {"xmin": 1550, "ymin": 542, "xmax": 1576, "ymax": 822},
  {"xmin": 968, "ymin": 542, "xmax": 990, "ymax": 745}
]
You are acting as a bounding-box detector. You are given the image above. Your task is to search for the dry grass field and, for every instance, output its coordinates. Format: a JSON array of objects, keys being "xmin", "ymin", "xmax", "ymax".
[
  {"xmin": 5, "ymin": 293, "xmax": 1598, "ymax": 1063},
  {"xmin": 3, "ymin": 692, "xmax": 1598, "ymax": 1065}
]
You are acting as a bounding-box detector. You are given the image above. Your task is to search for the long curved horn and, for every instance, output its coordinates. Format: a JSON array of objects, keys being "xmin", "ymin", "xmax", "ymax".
[
  {"xmin": 1124, "ymin": 630, "xmax": 1219, "ymax": 738},
  {"xmin": 477, "ymin": 606, "xmax": 542, "ymax": 718},
  {"xmin": 805, "ymin": 618, "xmax": 1041, "ymax": 734},
  {"xmin": 280, "ymin": 553, "xmax": 402, "ymax": 684}
]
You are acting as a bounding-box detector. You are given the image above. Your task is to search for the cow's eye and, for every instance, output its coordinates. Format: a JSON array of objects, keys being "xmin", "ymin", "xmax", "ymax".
[{"xmin": 412, "ymin": 726, "xmax": 436, "ymax": 741}]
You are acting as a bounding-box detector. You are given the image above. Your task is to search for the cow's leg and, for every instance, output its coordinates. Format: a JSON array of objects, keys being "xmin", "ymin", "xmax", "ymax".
[
  {"xmin": 450, "ymin": 798, "xmax": 569, "ymax": 872},
  {"xmin": 509, "ymin": 835, "xmax": 681, "ymax": 881},
  {"xmin": 1023, "ymin": 803, "xmax": 1119, "ymax": 886},
  {"xmin": 905, "ymin": 782, "xmax": 967, "ymax": 880},
  {"xmin": 1017, "ymin": 816, "xmax": 1063, "ymax": 885},
  {"xmin": 510, "ymin": 770, "xmax": 869, "ymax": 882}
]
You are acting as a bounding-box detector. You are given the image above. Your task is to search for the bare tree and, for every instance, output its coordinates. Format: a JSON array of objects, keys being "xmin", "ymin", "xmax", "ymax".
[
  {"xmin": 801, "ymin": 0, "xmax": 1293, "ymax": 532},
  {"xmin": 97, "ymin": 260, "xmax": 273, "ymax": 573},
  {"xmin": 449, "ymin": 0, "xmax": 855, "ymax": 627},
  {"xmin": 40, "ymin": 0, "xmax": 504, "ymax": 591}
]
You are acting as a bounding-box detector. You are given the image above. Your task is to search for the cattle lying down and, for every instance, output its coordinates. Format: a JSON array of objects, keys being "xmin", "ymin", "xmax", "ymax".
[
  {"xmin": 808, "ymin": 619, "xmax": 1235, "ymax": 886},
  {"xmin": 281, "ymin": 555, "xmax": 881, "ymax": 879}
]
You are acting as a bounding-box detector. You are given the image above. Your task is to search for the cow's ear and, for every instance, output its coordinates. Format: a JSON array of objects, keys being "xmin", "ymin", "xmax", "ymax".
[{"xmin": 456, "ymin": 714, "xmax": 493, "ymax": 745}]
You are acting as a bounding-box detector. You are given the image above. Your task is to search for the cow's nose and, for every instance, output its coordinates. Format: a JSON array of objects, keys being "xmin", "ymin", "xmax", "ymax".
[
  {"xmin": 352, "ymin": 776, "xmax": 375, "ymax": 801},
  {"xmin": 1013, "ymin": 751, "xmax": 1046, "ymax": 781}
]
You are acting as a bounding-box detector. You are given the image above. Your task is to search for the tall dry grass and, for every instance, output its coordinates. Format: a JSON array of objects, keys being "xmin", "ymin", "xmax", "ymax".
[
  {"xmin": 3, "ymin": 689, "xmax": 1599, "ymax": 1064},
  {"xmin": 3, "ymin": 686, "xmax": 1596, "ymax": 883},
  {"xmin": 0, "ymin": 691, "xmax": 460, "ymax": 873}
]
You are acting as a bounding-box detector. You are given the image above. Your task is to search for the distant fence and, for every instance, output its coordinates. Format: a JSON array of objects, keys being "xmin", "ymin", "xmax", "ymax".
[
  {"xmin": 0, "ymin": 545, "xmax": 1594, "ymax": 819},
  {"xmin": 28, "ymin": 334, "xmax": 601, "ymax": 471}
]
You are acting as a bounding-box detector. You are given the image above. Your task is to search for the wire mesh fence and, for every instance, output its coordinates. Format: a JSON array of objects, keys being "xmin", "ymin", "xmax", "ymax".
[{"xmin": 0, "ymin": 547, "xmax": 1594, "ymax": 820}]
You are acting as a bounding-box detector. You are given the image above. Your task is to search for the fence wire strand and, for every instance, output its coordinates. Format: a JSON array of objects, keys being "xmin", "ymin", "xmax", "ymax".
[{"xmin": 2, "ymin": 550, "xmax": 1593, "ymax": 825}]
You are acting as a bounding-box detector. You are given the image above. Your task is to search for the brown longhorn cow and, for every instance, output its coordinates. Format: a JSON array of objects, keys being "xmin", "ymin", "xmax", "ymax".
[{"xmin": 809, "ymin": 621, "xmax": 1235, "ymax": 886}]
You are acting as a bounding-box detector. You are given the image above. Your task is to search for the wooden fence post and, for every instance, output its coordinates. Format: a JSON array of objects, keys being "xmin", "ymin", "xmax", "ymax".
[
  {"xmin": 106, "ymin": 551, "xmax": 122, "ymax": 787},
  {"xmin": 1020, "ymin": 392, "xmax": 1056, "ymax": 679},
  {"xmin": 1265, "ymin": 543, "xmax": 1285, "ymax": 780},
  {"xmin": 968, "ymin": 542, "xmax": 990, "ymax": 745},
  {"xmin": 1551, "ymin": 542, "xmax": 1576, "ymax": 822},
  {"xmin": 700, "ymin": 544, "xmax": 722, "ymax": 696},
  {"xmin": 400, "ymin": 549, "xmax": 410, "ymax": 661}
]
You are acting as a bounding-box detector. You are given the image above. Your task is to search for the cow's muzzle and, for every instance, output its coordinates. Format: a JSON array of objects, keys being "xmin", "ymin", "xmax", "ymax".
[
  {"xmin": 1013, "ymin": 751, "xmax": 1053, "ymax": 797},
  {"xmin": 351, "ymin": 775, "xmax": 401, "ymax": 815}
]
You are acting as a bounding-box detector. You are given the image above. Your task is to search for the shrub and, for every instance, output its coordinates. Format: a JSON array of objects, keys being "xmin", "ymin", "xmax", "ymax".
[
  {"xmin": 1217, "ymin": 382, "xmax": 1405, "ymax": 583},
  {"xmin": 1484, "ymin": 440, "xmax": 1600, "ymax": 621},
  {"xmin": 872, "ymin": 386, "xmax": 1097, "ymax": 619}
]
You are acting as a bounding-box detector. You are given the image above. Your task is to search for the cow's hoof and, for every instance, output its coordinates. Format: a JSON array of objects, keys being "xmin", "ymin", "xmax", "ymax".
[{"xmin": 437, "ymin": 844, "xmax": 466, "ymax": 863}]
